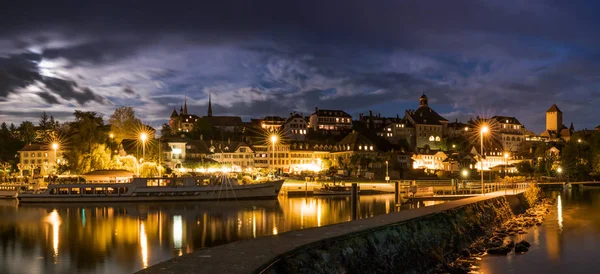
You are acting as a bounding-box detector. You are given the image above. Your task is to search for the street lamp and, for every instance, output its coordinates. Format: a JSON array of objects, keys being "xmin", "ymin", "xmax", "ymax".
[
  {"xmin": 51, "ymin": 143, "xmax": 59, "ymax": 164},
  {"xmin": 385, "ymin": 160, "xmax": 389, "ymax": 182},
  {"xmin": 480, "ymin": 125, "xmax": 489, "ymax": 195},
  {"xmin": 140, "ymin": 132, "xmax": 148, "ymax": 161},
  {"xmin": 504, "ymin": 152, "xmax": 510, "ymax": 177},
  {"xmin": 270, "ymin": 134, "xmax": 278, "ymax": 176}
]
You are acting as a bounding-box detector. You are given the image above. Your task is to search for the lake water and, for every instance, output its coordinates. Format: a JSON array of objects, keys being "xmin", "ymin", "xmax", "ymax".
[
  {"xmin": 0, "ymin": 194, "xmax": 440, "ymax": 274},
  {"xmin": 480, "ymin": 187, "xmax": 600, "ymax": 273}
]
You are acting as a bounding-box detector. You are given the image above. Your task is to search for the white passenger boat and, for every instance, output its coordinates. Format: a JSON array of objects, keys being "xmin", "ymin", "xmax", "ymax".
[{"xmin": 16, "ymin": 177, "xmax": 285, "ymax": 203}]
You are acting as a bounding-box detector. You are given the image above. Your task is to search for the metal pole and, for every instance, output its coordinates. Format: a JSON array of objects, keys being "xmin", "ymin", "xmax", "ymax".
[
  {"xmin": 481, "ymin": 132, "xmax": 484, "ymax": 195},
  {"xmin": 158, "ymin": 138, "xmax": 161, "ymax": 178},
  {"xmin": 351, "ymin": 182, "xmax": 358, "ymax": 220},
  {"xmin": 394, "ymin": 181, "xmax": 399, "ymax": 205}
]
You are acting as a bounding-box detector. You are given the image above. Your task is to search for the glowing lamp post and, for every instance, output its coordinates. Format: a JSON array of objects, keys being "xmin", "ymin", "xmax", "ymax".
[
  {"xmin": 385, "ymin": 160, "xmax": 389, "ymax": 182},
  {"xmin": 51, "ymin": 143, "xmax": 59, "ymax": 164},
  {"xmin": 270, "ymin": 134, "xmax": 278, "ymax": 176},
  {"xmin": 480, "ymin": 125, "xmax": 489, "ymax": 195},
  {"xmin": 140, "ymin": 132, "xmax": 148, "ymax": 162}
]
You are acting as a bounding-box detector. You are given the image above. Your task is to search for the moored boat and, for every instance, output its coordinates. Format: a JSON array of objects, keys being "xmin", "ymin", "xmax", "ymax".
[
  {"xmin": 16, "ymin": 177, "xmax": 285, "ymax": 203},
  {"xmin": 313, "ymin": 184, "xmax": 358, "ymax": 196}
]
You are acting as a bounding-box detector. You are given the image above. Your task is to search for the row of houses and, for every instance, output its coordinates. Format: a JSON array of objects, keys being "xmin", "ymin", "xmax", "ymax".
[{"xmin": 15, "ymin": 93, "xmax": 581, "ymax": 177}]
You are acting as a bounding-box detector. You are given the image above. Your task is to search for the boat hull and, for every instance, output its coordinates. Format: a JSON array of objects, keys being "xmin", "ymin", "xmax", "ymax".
[{"xmin": 17, "ymin": 180, "xmax": 285, "ymax": 203}]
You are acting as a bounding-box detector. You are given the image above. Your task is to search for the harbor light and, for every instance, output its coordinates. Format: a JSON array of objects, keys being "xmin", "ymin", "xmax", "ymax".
[
  {"xmin": 557, "ymin": 167, "xmax": 563, "ymax": 174},
  {"xmin": 461, "ymin": 169, "xmax": 469, "ymax": 178}
]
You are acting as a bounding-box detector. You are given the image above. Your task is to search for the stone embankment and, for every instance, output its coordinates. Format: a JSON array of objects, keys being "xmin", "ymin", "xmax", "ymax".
[{"xmin": 138, "ymin": 190, "xmax": 541, "ymax": 274}]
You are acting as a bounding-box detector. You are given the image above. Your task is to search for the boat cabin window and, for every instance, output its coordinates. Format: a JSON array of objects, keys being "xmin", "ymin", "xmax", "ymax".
[
  {"xmin": 71, "ymin": 188, "xmax": 81, "ymax": 194},
  {"xmin": 196, "ymin": 179, "xmax": 210, "ymax": 186},
  {"xmin": 147, "ymin": 179, "xmax": 169, "ymax": 187},
  {"xmin": 174, "ymin": 179, "xmax": 184, "ymax": 187},
  {"xmin": 50, "ymin": 188, "xmax": 57, "ymax": 195},
  {"xmin": 83, "ymin": 188, "xmax": 94, "ymax": 194},
  {"xmin": 95, "ymin": 187, "xmax": 106, "ymax": 195},
  {"xmin": 58, "ymin": 188, "xmax": 69, "ymax": 195},
  {"xmin": 107, "ymin": 187, "xmax": 116, "ymax": 195},
  {"xmin": 118, "ymin": 187, "xmax": 128, "ymax": 194}
]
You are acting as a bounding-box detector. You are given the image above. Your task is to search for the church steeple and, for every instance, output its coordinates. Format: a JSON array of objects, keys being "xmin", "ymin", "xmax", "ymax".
[
  {"xmin": 207, "ymin": 91, "xmax": 213, "ymax": 117},
  {"xmin": 183, "ymin": 94, "xmax": 188, "ymax": 115}
]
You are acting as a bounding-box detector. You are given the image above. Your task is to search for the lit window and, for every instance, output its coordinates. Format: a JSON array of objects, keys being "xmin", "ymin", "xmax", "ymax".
[
  {"xmin": 370, "ymin": 146, "xmax": 373, "ymax": 151},
  {"xmin": 429, "ymin": 136, "xmax": 434, "ymax": 141},
  {"xmin": 435, "ymin": 136, "xmax": 440, "ymax": 142},
  {"xmin": 359, "ymin": 145, "xmax": 362, "ymax": 150}
]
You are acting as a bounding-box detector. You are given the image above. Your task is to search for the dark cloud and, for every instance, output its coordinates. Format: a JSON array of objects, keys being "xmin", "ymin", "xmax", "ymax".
[
  {"xmin": 1, "ymin": 0, "xmax": 600, "ymax": 133},
  {"xmin": 0, "ymin": 53, "xmax": 106, "ymax": 105},
  {"xmin": 0, "ymin": 53, "xmax": 42, "ymax": 98},
  {"xmin": 37, "ymin": 92, "xmax": 60, "ymax": 104},
  {"xmin": 123, "ymin": 86, "xmax": 135, "ymax": 94}
]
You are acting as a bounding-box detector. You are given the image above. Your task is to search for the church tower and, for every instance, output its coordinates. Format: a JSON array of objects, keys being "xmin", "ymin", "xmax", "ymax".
[
  {"xmin": 207, "ymin": 91, "xmax": 213, "ymax": 117},
  {"xmin": 183, "ymin": 94, "xmax": 188, "ymax": 115},
  {"xmin": 419, "ymin": 93, "xmax": 428, "ymax": 107},
  {"xmin": 546, "ymin": 104, "xmax": 563, "ymax": 132}
]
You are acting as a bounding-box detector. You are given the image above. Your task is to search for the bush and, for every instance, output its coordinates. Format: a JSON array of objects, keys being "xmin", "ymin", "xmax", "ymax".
[
  {"xmin": 241, "ymin": 175, "xmax": 253, "ymax": 185},
  {"xmin": 523, "ymin": 183, "xmax": 541, "ymax": 207}
]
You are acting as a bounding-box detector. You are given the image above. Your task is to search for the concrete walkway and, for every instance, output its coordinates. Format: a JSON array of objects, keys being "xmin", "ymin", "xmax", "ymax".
[{"xmin": 137, "ymin": 190, "xmax": 523, "ymax": 274}]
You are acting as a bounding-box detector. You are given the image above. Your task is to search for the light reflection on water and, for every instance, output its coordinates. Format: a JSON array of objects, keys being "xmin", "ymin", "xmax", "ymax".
[
  {"xmin": 480, "ymin": 188, "xmax": 600, "ymax": 274},
  {"xmin": 0, "ymin": 194, "xmax": 441, "ymax": 274}
]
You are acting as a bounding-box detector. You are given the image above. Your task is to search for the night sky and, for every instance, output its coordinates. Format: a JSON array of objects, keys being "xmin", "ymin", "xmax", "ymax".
[{"xmin": 1, "ymin": 0, "xmax": 600, "ymax": 133}]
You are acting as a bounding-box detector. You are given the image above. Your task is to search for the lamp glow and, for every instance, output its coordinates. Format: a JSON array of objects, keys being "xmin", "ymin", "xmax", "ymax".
[{"xmin": 481, "ymin": 125, "xmax": 489, "ymax": 134}]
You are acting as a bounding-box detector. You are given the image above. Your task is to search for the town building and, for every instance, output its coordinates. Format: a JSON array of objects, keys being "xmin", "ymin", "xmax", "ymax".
[
  {"xmin": 309, "ymin": 107, "xmax": 352, "ymax": 135},
  {"xmin": 331, "ymin": 131, "xmax": 378, "ymax": 176},
  {"xmin": 357, "ymin": 110, "xmax": 400, "ymax": 130},
  {"xmin": 404, "ymin": 94, "xmax": 448, "ymax": 150},
  {"xmin": 17, "ymin": 143, "xmax": 62, "ymax": 176},
  {"xmin": 206, "ymin": 140, "xmax": 254, "ymax": 172},
  {"xmin": 377, "ymin": 119, "xmax": 415, "ymax": 146},
  {"xmin": 492, "ymin": 116, "xmax": 525, "ymax": 152},
  {"xmin": 169, "ymin": 97, "xmax": 200, "ymax": 133},
  {"xmin": 201, "ymin": 93, "xmax": 244, "ymax": 132},
  {"xmin": 283, "ymin": 112, "xmax": 309, "ymax": 141},
  {"xmin": 411, "ymin": 150, "xmax": 448, "ymax": 171},
  {"xmin": 254, "ymin": 116, "xmax": 286, "ymax": 132}
]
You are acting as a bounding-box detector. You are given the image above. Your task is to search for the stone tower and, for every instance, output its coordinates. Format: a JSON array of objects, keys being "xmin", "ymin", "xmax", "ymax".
[{"xmin": 546, "ymin": 104, "xmax": 563, "ymax": 132}]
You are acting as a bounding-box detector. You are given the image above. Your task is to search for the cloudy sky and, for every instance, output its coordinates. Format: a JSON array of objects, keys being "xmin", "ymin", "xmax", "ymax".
[{"xmin": 1, "ymin": 0, "xmax": 600, "ymax": 133}]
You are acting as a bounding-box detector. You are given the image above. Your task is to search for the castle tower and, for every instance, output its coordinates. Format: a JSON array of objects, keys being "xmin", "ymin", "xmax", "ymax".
[
  {"xmin": 207, "ymin": 91, "xmax": 213, "ymax": 117},
  {"xmin": 419, "ymin": 93, "xmax": 428, "ymax": 107},
  {"xmin": 546, "ymin": 104, "xmax": 563, "ymax": 132}
]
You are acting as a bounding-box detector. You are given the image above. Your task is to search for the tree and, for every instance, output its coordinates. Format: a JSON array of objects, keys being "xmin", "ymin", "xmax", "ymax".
[
  {"xmin": 515, "ymin": 161, "xmax": 534, "ymax": 177},
  {"xmin": 161, "ymin": 123, "xmax": 173, "ymax": 137},
  {"xmin": 108, "ymin": 106, "xmax": 142, "ymax": 143},
  {"xmin": 18, "ymin": 121, "xmax": 36, "ymax": 144},
  {"xmin": 39, "ymin": 111, "xmax": 50, "ymax": 129},
  {"xmin": 62, "ymin": 111, "xmax": 110, "ymax": 174},
  {"xmin": 49, "ymin": 115, "xmax": 59, "ymax": 130}
]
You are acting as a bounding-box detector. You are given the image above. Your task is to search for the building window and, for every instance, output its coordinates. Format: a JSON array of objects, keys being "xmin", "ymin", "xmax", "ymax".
[
  {"xmin": 435, "ymin": 136, "xmax": 440, "ymax": 142},
  {"xmin": 370, "ymin": 146, "xmax": 373, "ymax": 151},
  {"xmin": 24, "ymin": 160, "xmax": 28, "ymax": 164},
  {"xmin": 429, "ymin": 136, "xmax": 435, "ymax": 141}
]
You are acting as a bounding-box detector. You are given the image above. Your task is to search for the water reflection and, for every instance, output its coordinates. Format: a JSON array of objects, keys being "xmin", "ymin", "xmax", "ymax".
[
  {"xmin": 139, "ymin": 221, "xmax": 148, "ymax": 269},
  {"xmin": 480, "ymin": 188, "xmax": 600, "ymax": 273},
  {"xmin": 557, "ymin": 194, "xmax": 563, "ymax": 231},
  {"xmin": 43, "ymin": 210, "xmax": 61, "ymax": 261},
  {"xmin": 0, "ymin": 195, "xmax": 443, "ymax": 274}
]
